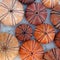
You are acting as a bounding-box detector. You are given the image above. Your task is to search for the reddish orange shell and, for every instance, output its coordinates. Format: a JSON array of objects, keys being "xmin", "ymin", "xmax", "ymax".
[
  {"xmin": 34, "ymin": 24, "xmax": 55, "ymax": 44},
  {"xmin": 25, "ymin": 2, "xmax": 47, "ymax": 25},
  {"xmin": 51, "ymin": 13, "xmax": 60, "ymax": 30},
  {"xmin": 50, "ymin": 1, "xmax": 60, "ymax": 30},
  {"xmin": 19, "ymin": 40, "xmax": 44, "ymax": 60},
  {"xmin": 0, "ymin": 0, "xmax": 24, "ymax": 26},
  {"xmin": 43, "ymin": 48, "xmax": 60, "ymax": 60},
  {"xmin": 54, "ymin": 32, "xmax": 60, "ymax": 48},
  {"xmin": 42, "ymin": 0, "xmax": 58, "ymax": 8},
  {"xmin": 15, "ymin": 24, "xmax": 33, "ymax": 41}
]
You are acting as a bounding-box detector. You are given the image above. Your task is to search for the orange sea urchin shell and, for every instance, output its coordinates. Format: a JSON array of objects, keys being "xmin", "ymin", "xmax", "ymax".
[
  {"xmin": 34, "ymin": 24, "xmax": 55, "ymax": 44},
  {"xmin": 42, "ymin": 0, "xmax": 58, "ymax": 8},
  {"xmin": 51, "ymin": 1, "xmax": 60, "ymax": 30},
  {"xmin": 19, "ymin": 40, "xmax": 44, "ymax": 60}
]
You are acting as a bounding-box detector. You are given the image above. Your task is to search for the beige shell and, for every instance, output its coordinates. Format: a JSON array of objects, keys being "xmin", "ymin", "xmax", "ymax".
[
  {"xmin": 0, "ymin": 0, "xmax": 24, "ymax": 26},
  {"xmin": 0, "ymin": 33, "xmax": 19, "ymax": 60}
]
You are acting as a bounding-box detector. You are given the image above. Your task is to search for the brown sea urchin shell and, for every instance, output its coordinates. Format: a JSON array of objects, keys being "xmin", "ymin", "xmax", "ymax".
[
  {"xmin": 34, "ymin": 24, "xmax": 55, "ymax": 44},
  {"xmin": 54, "ymin": 32, "xmax": 60, "ymax": 48},
  {"xmin": 42, "ymin": 0, "xmax": 58, "ymax": 8},
  {"xmin": 25, "ymin": 2, "xmax": 47, "ymax": 25},
  {"xmin": 19, "ymin": 40, "xmax": 44, "ymax": 60},
  {"xmin": 0, "ymin": 33, "xmax": 19, "ymax": 60},
  {"xmin": 0, "ymin": 0, "xmax": 24, "ymax": 26},
  {"xmin": 43, "ymin": 48, "xmax": 60, "ymax": 60},
  {"xmin": 15, "ymin": 24, "xmax": 33, "ymax": 41},
  {"xmin": 19, "ymin": 0, "xmax": 35, "ymax": 4}
]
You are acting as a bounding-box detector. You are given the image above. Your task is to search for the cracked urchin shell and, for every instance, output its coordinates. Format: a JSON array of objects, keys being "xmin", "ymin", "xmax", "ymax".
[
  {"xmin": 0, "ymin": 32, "xmax": 19, "ymax": 60},
  {"xmin": 43, "ymin": 48, "xmax": 60, "ymax": 60},
  {"xmin": 15, "ymin": 24, "xmax": 33, "ymax": 41},
  {"xmin": 42, "ymin": 0, "xmax": 59, "ymax": 8},
  {"xmin": 34, "ymin": 24, "xmax": 55, "ymax": 44},
  {"xmin": 0, "ymin": 0, "xmax": 24, "ymax": 26},
  {"xmin": 54, "ymin": 32, "xmax": 60, "ymax": 48},
  {"xmin": 18, "ymin": 0, "xmax": 35, "ymax": 4},
  {"xmin": 25, "ymin": 2, "xmax": 47, "ymax": 25},
  {"xmin": 19, "ymin": 40, "xmax": 44, "ymax": 60}
]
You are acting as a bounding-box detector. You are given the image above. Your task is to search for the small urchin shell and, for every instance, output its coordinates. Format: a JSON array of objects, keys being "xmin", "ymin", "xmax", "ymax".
[{"xmin": 15, "ymin": 24, "xmax": 33, "ymax": 41}]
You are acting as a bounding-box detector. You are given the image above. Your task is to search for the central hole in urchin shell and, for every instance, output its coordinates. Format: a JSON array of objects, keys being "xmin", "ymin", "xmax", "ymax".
[
  {"xmin": 45, "ymin": 32, "xmax": 47, "ymax": 35},
  {"xmin": 31, "ymin": 52, "xmax": 33, "ymax": 55},
  {"xmin": 22, "ymin": 31, "xmax": 26, "ymax": 34},
  {"xmin": 2, "ymin": 46, "xmax": 8, "ymax": 51},
  {"xmin": 9, "ymin": 9, "xmax": 13, "ymax": 13},
  {"xmin": 35, "ymin": 11, "xmax": 39, "ymax": 14}
]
